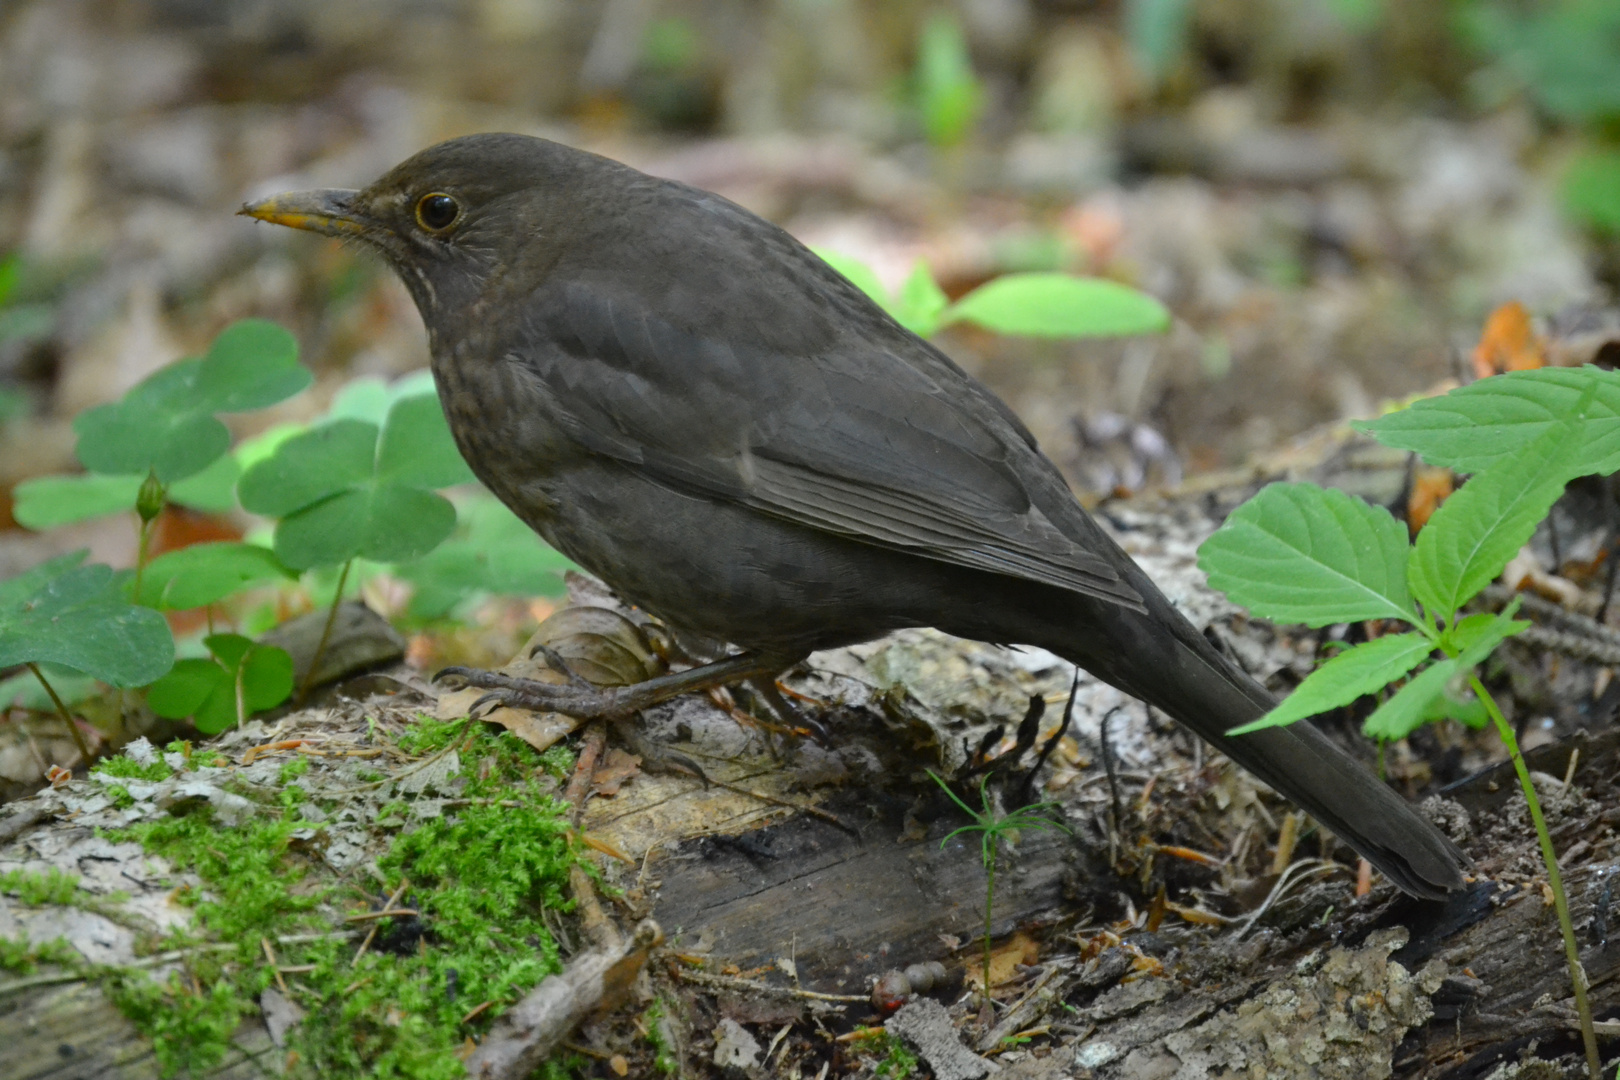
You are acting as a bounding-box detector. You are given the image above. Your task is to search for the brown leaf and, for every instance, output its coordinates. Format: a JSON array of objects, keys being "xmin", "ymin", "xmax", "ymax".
[
  {"xmin": 1472, "ymin": 300, "xmax": 1545, "ymax": 379},
  {"xmin": 590, "ymin": 748, "xmax": 641, "ymax": 797},
  {"xmin": 1406, "ymin": 466, "xmax": 1454, "ymax": 535}
]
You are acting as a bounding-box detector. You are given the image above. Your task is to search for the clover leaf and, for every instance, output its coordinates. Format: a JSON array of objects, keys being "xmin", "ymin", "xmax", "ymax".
[
  {"xmin": 146, "ymin": 633, "xmax": 294, "ymax": 734},
  {"xmin": 72, "ymin": 319, "xmax": 311, "ymax": 483},
  {"xmin": 134, "ymin": 542, "xmax": 297, "ymax": 610},
  {"xmin": 0, "ymin": 551, "xmax": 173, "ymax": 687},
  {"xmin": 393, "ymin": 495, "xmax": 575, "ymax": 619},
  {"xmin": 238, "ymin": 392, "xmax": 474, "ymax": 570}
]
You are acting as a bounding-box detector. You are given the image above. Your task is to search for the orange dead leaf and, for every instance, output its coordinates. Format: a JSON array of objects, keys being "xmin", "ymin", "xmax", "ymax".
[
  {"xmin": 1407, "ymin": 466, "xmax": 1454, "ymax": 535},
  {"xmin": 966, "ymin": 931, "xmax": 1040, "ymax": 990},
  {"xmin": 1472, "ymin": 301, "xmax": 1545, "ymax": 379},
  {"xmin": 589, "ymin": 748, "xmax": 641, "ymax": 797}
]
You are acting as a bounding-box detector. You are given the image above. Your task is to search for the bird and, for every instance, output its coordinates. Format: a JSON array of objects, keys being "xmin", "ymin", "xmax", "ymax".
[{"xmin": 242, "ymin": 132, "xmax": 1466, "ymax": 899}]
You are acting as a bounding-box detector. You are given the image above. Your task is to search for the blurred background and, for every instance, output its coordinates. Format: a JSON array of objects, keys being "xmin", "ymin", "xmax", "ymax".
[{"xmin": 0, "ymin": 0, "xmax": 1617, "ymax": 572}]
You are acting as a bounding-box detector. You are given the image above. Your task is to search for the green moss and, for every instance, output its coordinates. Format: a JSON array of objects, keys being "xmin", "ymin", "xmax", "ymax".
[
  {"xmin": 100, "ymin": 720, "xmax": 582, "ymax": 1079},
  {"xmin": 95, "ymin": 754, "xmax": 173, "ymax": 782},
  {"xmin": 0, "ymin": 933, "xmax": 77, "ymax": 974},
  {"xmin": 1, "ymin": 867, "xmax": 82, "ymax": 906},
  {"xmin": 278, "ymin": 756, "xmax": 310, "ymax": 784},
  {"xmin": 642, "ymin": 1000, "xmax": 679, "ymax": 1075},
  {"xmin": 874, "ymin": 1032, "xmax": 919, "ymax": 1079}
]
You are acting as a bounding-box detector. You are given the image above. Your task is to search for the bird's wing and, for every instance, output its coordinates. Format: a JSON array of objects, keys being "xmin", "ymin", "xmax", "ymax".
[{"xmin": 513, "ymin": 280, "xmax": 1143, "ymax": 610}]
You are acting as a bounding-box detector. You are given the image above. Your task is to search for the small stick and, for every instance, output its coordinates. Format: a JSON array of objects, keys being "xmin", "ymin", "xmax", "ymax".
[
  {"xmin": 262, "ymin": 938, "xmax": 289, "ymax": 995},
  {"xmin": 673, "ymin": 968, "xmax": 866, "ymax": 1003},
  {"xmin": 354, "ymin": 878, "xmax": 410, "ymax": 963},
  {"xmin": 461, "ymin": 1000, "xmax": 495, "ymax": 1025},
  {"xmin": 345, "ymin": 908, "xmax": 419, "ymax": 923}
]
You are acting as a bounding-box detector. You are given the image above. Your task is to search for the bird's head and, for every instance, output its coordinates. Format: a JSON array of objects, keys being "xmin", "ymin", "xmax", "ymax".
[{"xmin": 239, "ymin": 133, "xmax": 606, "ymax": 324}]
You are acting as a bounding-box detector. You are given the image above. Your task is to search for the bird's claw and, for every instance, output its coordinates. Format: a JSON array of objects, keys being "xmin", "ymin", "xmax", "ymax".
[
  {"xmin": 529, "ymin": 645, "xmax": 594, "ymax": 689},
  {"xmin": 437, "ymin": 667, "xmax": 627, "ymax": 720}
]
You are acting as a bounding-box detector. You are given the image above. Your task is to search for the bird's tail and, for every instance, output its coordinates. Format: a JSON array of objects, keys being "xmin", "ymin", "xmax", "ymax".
[{"xmin": 1055, "ymin": 598, "xmax": 1468, "ymax": 899}]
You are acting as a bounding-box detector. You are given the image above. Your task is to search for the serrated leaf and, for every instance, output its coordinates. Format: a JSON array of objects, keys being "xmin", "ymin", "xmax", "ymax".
[
  {"xmin": 193, "ymin": 320, "xmax": 309, "ymax": 412},
  {"xmin": 0, "ymin": 555, "xmax": 173, "ymax": 687},
  {"xmin": 136, "ymin": 543, "xmax": 295, "ymax": 609},
  {"xmin": 1409, "ymin": 399, "xmax": 1586, "ymax": 619},
  {"xmin": 271, "ymin": 485, "xmax": 456, "ymax": 569},
  {"xmin": 376, "ymin": 394, "xmax": 475, "ymax": 488},
  {"xmin": 237, "ymin": 419, "xmax": 378, "ymax": 517},
  {"xmin": 1226, "ymin": 633, "xmax": 1433, "ymax": 735},
  {"xmin": 1361, "ymin": 603, "xmax": 1527, "ymax": 741},
  {"xmin": 811, "ymin": 249, "xmax": 891, "ymax": 309},
  {"xmin": 1197, "ymin": 482, "xmax": 1417, "ymax": 627},
  {"xmin": 12, "ymin": 474, "xmax": 141, "ymax": 529},
  {"xmin": 893, "ymin": 261, "xmax": 949, "ymax": 337},
  {"xmin": 1356, "ymin": 367, "xmax": 1620, "ymax": 476},
  {"xmin": 944, "ymin": 274, "xmax": 1171, "ymax": 339}
]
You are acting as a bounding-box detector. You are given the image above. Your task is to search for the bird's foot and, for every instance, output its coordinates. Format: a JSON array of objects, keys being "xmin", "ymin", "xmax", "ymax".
[{"xmin": 434, "ymin": 665, "xmax": 629, "ymax": 720}]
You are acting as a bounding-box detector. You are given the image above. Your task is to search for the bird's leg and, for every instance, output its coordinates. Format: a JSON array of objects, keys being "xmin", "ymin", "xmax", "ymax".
[
  {"xmin": 746, "ymin": 676, "xmax": 833, "ymax": 744},
  {"xmin": 434, "ymin": 651, "xmax": 787, "ymax": 723}
]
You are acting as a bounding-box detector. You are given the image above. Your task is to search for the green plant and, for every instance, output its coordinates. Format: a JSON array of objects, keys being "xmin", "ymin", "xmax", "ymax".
[
  {"xmin": 1197, "ymin": 366, "xmax": 1620, "ymax": 1080},
  {"xmin": 145, "ymin": 633, "xmax": 294, "ymax": 735},
  {"xmin": 0, "ymin": 550, "xmax": 173, "ymax": 760},
  {"xmin": 913, "ymin": 13, "xmax": 983, "ymax": 148},
  {"xmin": 927, "ymin": 772, "xmax": 1070, "ymax": 1005},
  {"xmin": 391, "ymin": 493, "xmax": 573, "ymax": 621},
  {"xmin": 872, "ymin": 1030, "xmax": 919, "ymax": 1078},
  {"xmin": 814, "ymin": 252, "xmax": 1170, "ymax": 341}
]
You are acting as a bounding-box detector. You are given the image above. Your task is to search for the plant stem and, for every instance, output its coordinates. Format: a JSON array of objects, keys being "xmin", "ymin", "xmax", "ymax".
[
  {"xmin": 26, "ymin": 662, "xmax": 93, "ymax": 766},
  {"xmin": 131, "ymin": 515, "xmax": 157, "ymax": 608},
  {"xmin": 297, "ymin": 559, "xmax": 351, "ymax": 704},
  {"xmin": 982, "ymin": 849, "xmax": 995, "ymax": 1009},
  {"xmin": 1469, "ymin": 675, "xmax": 1600, "ymax": 1080}
]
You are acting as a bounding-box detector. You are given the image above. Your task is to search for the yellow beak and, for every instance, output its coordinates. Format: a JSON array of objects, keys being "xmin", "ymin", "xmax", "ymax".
[{"xmin": 238, "ymin": 189, "xmax": 367, "ymax": 237}]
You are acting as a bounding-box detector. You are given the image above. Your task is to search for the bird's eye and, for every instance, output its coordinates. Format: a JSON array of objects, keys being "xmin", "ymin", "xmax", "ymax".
[{"xmin": 415, "ymin": 193, "xmax": 461, "ymax": 232}]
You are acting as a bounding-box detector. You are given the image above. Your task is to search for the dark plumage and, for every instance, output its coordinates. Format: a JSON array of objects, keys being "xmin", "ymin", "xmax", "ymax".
[{"xmin": 243, "ymin": 133, "xmax": 1466, "ymax": 898}]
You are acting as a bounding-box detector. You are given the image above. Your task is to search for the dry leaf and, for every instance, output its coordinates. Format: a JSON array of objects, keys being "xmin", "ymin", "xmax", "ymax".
[
  {"xmin": 590, "ymin": 748, "xmax": 642, "ymax": 797},
  {"xmin": 1472, "ymin": 300, "xmax": 1545, "ymax": 379},
  {"xmin": 965, "ymin": 931, "xmax": 1040, "ymax": 990},
  {"xmin": 1406, "ymin": 465, "xmax": 1454, "ymax": 535}
]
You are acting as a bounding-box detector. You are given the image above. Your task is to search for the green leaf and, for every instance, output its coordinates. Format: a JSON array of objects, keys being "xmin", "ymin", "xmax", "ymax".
[
  {"xmin": 944, "ymin": 274, "xmax": 1171, "ymax": 339},
  {"xmin": 75, "ymin": 397, "xmax": 231, "ymax": 484},
  {"xmin": 812, "ymin": 249, "xmax": 891, "ymax": 309},
  {"xmin": 1409, "ymin": 398, "xmax": 1587, "ymax": 620},
  {"xmin": 237, "ymin": 420, "xmax": 379, "ymax": 518},
  {"xmin": 1563, "ymin": 148, "xmax": 1620, "ymax": 235},
  {"xmin": 0, "ymin": 552, "xmax": 173, "ymax": 687},
  {"xmin": 145, "ymin": 658, "xmax": 220, "ymax": 719},
  {"xmin": 376, "ymin": 394, "xmax": 475, "ymax": 488},
  {"xmin": 1226, "ymin": 633, "xmax": 1433, "ymax": 735},
  {"xmin": 1197, "ymin": 482, "xmax": 1417, "ymax": 627},
  {"xmin": 392, "ymin": 496, "xmax": 575, "ymax": 619},
  {"xmin": 193, "ymin": 320, "xmax": 309, "ymax": 412},
  {"xmin": 915, "ymin": 13, "xmax": 983, "ymax": 147},
  {"xmin": 0, "ymin": 304, "xmax": 53, "ymax": 344},
  {"xmin": 167, "ymin": 452, "xmax": 241, "ymax": 514},
  {"xmin": 1356, "ymin": 367, "xmax": 1620, "ymax": 476},
  {"xmin": 146, "ymin": 635, "xmax": 294, "ymax": 735},
  {"xmin": 328, "ymin": 376, "xmax": 392, "ymax": 423},
  {"xmin": 135, "ymin": 543, "xmax": 296, "ymax": 609},
  {"xmin": 1362, "ymin": 602, "xmax": 1528, "ymax": 741},
  {"xmin": 892, "ymin": 262, "xmax": 949, "ymax": 337},
  {"xmin": 272, "ymin": 485, "xmax": 456, "ymax": 569},
  {"xmin": 1124, "ymin": 0, "xmax": 1192, "ymax": 84},
  {"xmin": 69, "ymin": 320, "xmax": 310, "ymax": 483},
  {"xmin": 12, "ymin": 474, "xmax": 141, "ymax": 529}
]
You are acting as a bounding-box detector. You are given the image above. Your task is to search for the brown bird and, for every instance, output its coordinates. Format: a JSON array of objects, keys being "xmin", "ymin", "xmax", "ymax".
[{"xmin": 243, "ymin": 133, "xmax": 1466, "ymax": 898}]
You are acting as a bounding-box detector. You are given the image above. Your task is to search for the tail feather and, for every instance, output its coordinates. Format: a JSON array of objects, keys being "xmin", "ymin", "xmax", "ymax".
[{"xmin": 1063, "ymin": 605, "xmax": 1468, "ymax": 900}]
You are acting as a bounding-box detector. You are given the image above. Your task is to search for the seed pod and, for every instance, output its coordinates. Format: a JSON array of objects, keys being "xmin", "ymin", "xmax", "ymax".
[{"xmin": 871, "ymin": 960, "xmax": 953, "ymax": 1012}]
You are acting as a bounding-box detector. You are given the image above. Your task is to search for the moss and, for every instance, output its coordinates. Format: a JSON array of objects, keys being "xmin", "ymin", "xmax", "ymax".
[
  {"xmin": 99, "ymin": 720, "xmax": 583, "ymax": 1079},
  {"xmin": 875, "ymin": 1032, "xmax": 920, "ymax": 1078},
  {"xmin": 95, "ymin": 755, "xmax": 173, "ymax": 782},
  {"xmin": 278, "ymin": 756, "xmax": 310, "ymax": 785},
  {"xmin": 0, "ymin": 933, "xmax": 77, "ymax": 974},
  {"xmin": 1, "ymin": 866, "xmax": 83, "ymax": 906},
  {"xmin": 642, "ymin": 999, "xmax": 679, "ymax": 1075}
]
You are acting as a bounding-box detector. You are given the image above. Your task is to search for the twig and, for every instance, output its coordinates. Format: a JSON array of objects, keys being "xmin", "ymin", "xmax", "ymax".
[
  {"xmin": 344, "ymin": 908, "xmax": 418, "ymax": 923},
  {"xmin": 465, "ymin": 919, "xmax": 662, "ymax": 1079},
  {"xmin": 673, "ymin": 968, "xmax": 866, "ymax": 1003},
  {"xmin": 705, "ymin": 776, "xmax": 855, "ymax": 835},
  {"xmin": 262, "ymin": 938, "xmax": 288, "ymax": 994},
  {"xmin": 1234, "ymin": 859, "xmax": 1346, "ymax": 938},
  {"xmin": 354, "ymin": 878, "xmax": 410, "ymax": 963},
  {"xmin": 0, "ymin": 804, "xmax": 52, "ymax": 845}
]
